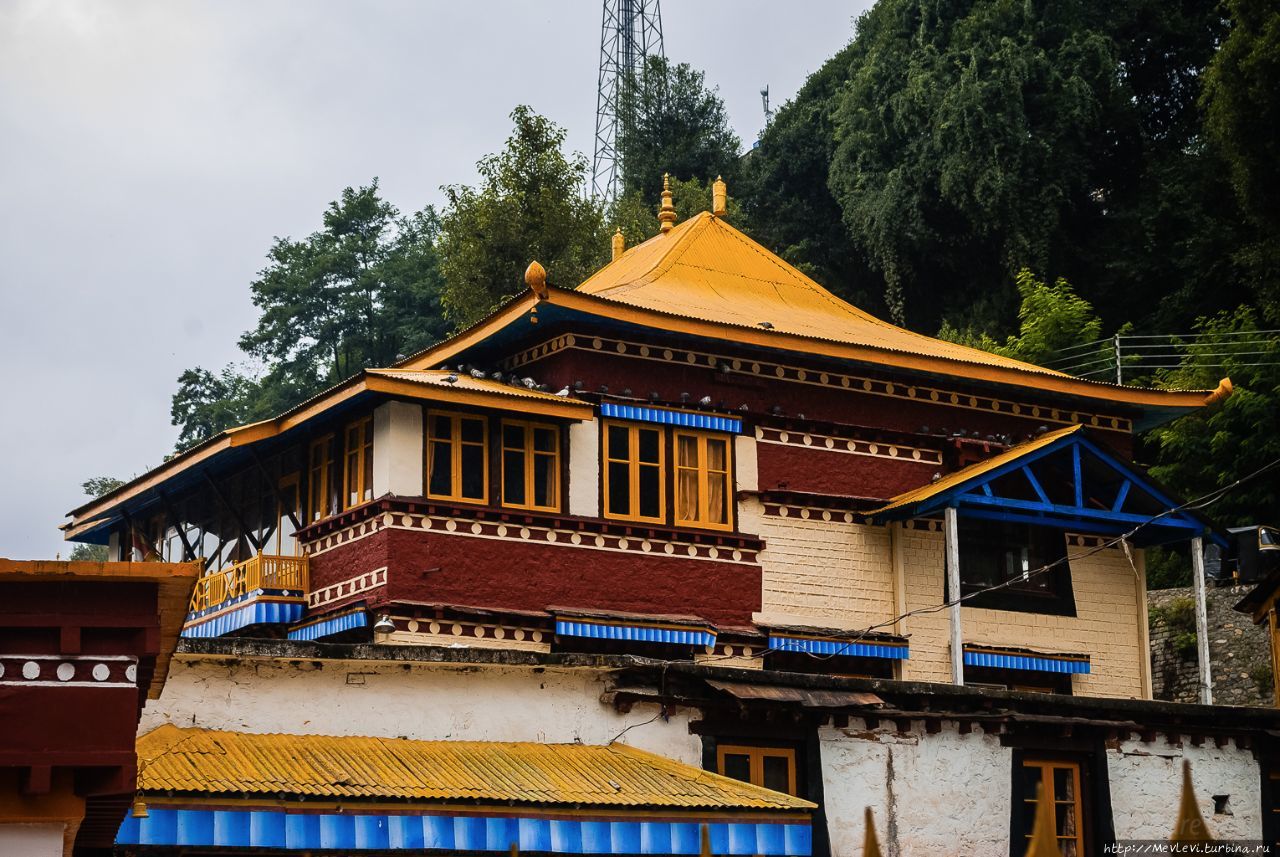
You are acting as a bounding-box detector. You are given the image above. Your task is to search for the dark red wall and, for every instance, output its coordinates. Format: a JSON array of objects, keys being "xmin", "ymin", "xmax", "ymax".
[{"xmin": 756, "ymin": 443, "xmax": 939, "ymax": 500}]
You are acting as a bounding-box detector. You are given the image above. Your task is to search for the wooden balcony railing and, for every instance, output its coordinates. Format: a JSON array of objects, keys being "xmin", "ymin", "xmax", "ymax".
[{"xmin": 188, "ymin": 553, "xmax": 309, "ymax": 615}]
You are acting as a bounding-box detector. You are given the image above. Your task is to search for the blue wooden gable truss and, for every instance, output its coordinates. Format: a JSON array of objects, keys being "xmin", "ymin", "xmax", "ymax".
[{"xmin": 876, "ymin": 430, "xmax": 1224, "ymax": 547}]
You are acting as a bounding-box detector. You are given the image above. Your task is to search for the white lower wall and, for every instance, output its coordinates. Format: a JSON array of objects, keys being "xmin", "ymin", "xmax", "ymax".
[
  {"xmin": 0, "ymin": 823, "xmax": 65, "ymax": 857},
  {"xmin": 142, "ymin": 657, "xmax": 702, "ymax": 766},
  {"xmin": 373, "ymin": 400, "xmax": 424, "ymax": 497}
]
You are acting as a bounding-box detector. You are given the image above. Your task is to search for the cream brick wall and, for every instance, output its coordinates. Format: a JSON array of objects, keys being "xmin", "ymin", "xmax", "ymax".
[
  {"xmin": 741, "ymin": 498, "xmax": 897, "ymax": 631},
  {"xmin": 900, "ymin": 527, "xmax": 1147, "ymax": 698}
]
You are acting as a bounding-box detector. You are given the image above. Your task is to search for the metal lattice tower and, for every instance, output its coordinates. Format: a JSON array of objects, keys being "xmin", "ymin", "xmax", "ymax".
[{"xmin": 592, "ymin": 0, "xmax": 664, "ymax": 200}]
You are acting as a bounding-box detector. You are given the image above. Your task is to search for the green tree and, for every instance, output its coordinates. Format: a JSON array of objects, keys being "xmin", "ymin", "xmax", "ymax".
[
  {"xmin": 69, "ymin": 476, "xmax": 126, "ymax": 561},
  {"xmin": 437, "ymin": 107, "xmax": 608, "ymax": 328},
  {"xmin": 940, "ymin": 270, "xmax": 1104, "ymax": 367},
  {"xmin": 1146, "ymin": 307, "xmax": 1280, "ymax": 529},
  {"xmin": 617, "ymin": 57, "xmax": 741, "ymax": 205},
  {"xmin": 170, "ymin": 182, "xmax": 446, "ymax": 451}
]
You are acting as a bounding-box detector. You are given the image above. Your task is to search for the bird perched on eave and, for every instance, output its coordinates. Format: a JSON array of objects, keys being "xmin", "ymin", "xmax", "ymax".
[{"xmin": 443, "ymin": 373, "xmax": 459, "ymax": 384}]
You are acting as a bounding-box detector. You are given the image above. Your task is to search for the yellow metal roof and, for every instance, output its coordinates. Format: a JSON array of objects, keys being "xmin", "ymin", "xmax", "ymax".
[
  {"xmin": 365, "ymin": 369, "xmax": 587, "ymax": 407},
  {"xmin": 137, "ymin": 724, "xmax": 815, "ymax": 811},
  {"xmin": 577, "ymin": 212, "xmax": 1065, "ymax": 377},
  {"xmin": 871, "ymin": 425, "xmax": 1082, "ymax": 516}
]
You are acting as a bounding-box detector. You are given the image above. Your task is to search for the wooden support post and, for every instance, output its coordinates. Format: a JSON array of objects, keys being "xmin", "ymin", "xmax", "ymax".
[
  {"xmin": 945, "ymin": 506, "xmax": 964, "ymax": 686},
  {"xmin": 1191, "ymin": 535, "xmax": 1213, "ymax": 705},
  {"xmin": 203, "ymin": 471, "xmax": 263, "ymax": 554}
]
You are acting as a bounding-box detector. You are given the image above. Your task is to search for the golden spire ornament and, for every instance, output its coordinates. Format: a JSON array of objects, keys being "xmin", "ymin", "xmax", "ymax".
[
  {"xmin": 1171, "ymin": 760, "xmax": 1214, "ymax": 844},
  {"xmin": 658, "ymin": 173, "xmax": 676, "ymax": 234},
  {"xmin": 611, "ymin": 228, "xmax": 625, "ymax": 261},
  {"xmin": 1024, "ymin": 782, "xmax": 1064, "ymax": 857},
  {"xmin": 524, "ymin": 260, "xmax": 547, "ymax": 299},
  {"xmin": 712, "ymin": 175, "xmax": 727, "ymax": 217},
  {"xmin": 862, "ymin": 808, "xmax": 883, "ymax": 857}
]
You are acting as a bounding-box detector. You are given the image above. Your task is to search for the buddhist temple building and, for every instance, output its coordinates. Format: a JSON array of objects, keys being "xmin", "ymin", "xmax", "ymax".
[{"xmin": 59, "ymin": 186, "xmax": 1280, "ymax": 855}]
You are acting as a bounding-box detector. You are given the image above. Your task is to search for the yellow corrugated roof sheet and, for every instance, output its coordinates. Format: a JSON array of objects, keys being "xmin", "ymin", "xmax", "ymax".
[
  {"xmin": 366, "ymin": 369, "xmax": 585, "ymax": 405},
  {"xmin": 137, "ymin": 724, "xmax": 814, "ymax": 811},
  {"xmin": 577, "ymin": 212, "xmax": 1063, "ymax": 378},
  {"xmin": 871, "ymin": 425, "xmax": 1082, "ymax": 515}
]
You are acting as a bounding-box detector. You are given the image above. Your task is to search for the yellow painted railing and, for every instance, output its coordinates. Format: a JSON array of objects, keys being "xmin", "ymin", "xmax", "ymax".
[{"xmin": 188, "ymin": 553, "xmax": 308, "ymax": 614}]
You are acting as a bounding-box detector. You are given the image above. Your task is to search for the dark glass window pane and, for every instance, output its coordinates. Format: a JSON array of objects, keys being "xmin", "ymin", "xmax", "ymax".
[
  {"xmin": 607, "ymin": 462, "xmax": 630, "ymax": 514},
  {"xmin": 638, "ymin": 428, "xmax": 660, "ymax": 464},
  {"xmin": 503, "ymin": 450, "xmax": 525, "ymax": 504},
  {"xmin": 460, "ymin": 444, "xmax": 485, "ymax": 499},
  {"xmin": 533, "ymin": 427, "xmax": 556, "ymax": 453},
  {"xmin": 608, "ymin": 425, "xmax": 629, "ymax": 459},
  {"xmin": 639, "ymin": 465, "xmax": 661, "ymax": 518},
  {"xmin": 428, "ymin": 443, "xmax": 452, "ymax": 495},
  {"xmin": 503, "ymin": 423, "xmax": 524, "ymax": 449},
  {"xmin": 721, "ymin": 753, "xmax": 751, "ymax": 784},
  {"xmin": 431, "ymin": 415, "xmax": 451, "ymax": 438},
  {"xmin": 534, "ymin": 455, "xmax": 555, "ymax": 507},
  {"xmin": 762, "ymin": 755, "xmax": 791, "ymax": 794},
  {"xmin": 461, "ymin": 417, "xmax": 485, "ymax": 444}
]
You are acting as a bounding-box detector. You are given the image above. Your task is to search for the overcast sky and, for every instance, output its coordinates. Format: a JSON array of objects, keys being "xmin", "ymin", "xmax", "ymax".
[{"xmin": 0, "ymin": 0, "xmax": 866, "ymax": 559}]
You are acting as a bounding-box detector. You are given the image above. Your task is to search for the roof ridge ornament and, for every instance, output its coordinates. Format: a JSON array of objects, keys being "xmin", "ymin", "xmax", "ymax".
[
  {"xmin": 712, "ymin": 175, "xmax": 727, "ymax": 218},
  {"xmin": 658, "ymin": 173, "xmax": 676, "ymax": 234},
  {"xmin": 612, "ymin": 228, "xmax": 625, "ymax": 261},
  {"xmin": 524, "ymin": 260, "xmax": 548, "ymax": 299}
]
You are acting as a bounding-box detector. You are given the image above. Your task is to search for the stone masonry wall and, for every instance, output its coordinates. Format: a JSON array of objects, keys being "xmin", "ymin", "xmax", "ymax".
[{"xmin": 1148, "ymin": 584, "xmax": 1273, "ymax": 706}]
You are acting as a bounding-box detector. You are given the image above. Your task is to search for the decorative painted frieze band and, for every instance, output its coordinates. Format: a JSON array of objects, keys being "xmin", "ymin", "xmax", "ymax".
[
  {"xmin": 601, "ymin": 402, "xmax": 743, "ymax": 433},
  {"xmin": 308, "ymin": 567, "xmax": 388, "ymax": 609},
  {"xmin": 762, "ymin": 504, "xmax": 876, "ymax": 526},
  {"xmin": 287, "ymin": 608, "xmax": 369, "ymax": 641},
  {"xmin": 118, "ymin": 807, "xmax": 812, "ymax": 855},
  {"xmin": 963, "ymin": 647, "xmax": 1091, "ymax": 674},
  {"xmin": 498, "ymin": 333, "xmax": 1132, "ymax": 433},
  {"xmin": 767, "ymin": 635, "xmax": 908, "ymax": 660},
  {"xmin": 0, "ymin": 654, "xmax": 137, "ymax": 688},
  {"xmin": 556, "ymin": 618, "xmax": 717, "ymax": 648},
  {"xmin": 756, "ymin": 427, "xmax": 942, "ymax": 464}
]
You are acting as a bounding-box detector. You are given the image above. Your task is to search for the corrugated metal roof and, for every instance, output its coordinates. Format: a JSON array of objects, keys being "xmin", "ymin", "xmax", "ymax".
[
  {"xmin": 366, "ymin": 369, "xmax": 590, "ymax": 407},
  {"xmin": 870, "ymin": 425, "xmax": 1081, "ymax": 515},
  {"xmin": 137, "ymin": 725, "xmax": 815, "ymax": 811},
  {"xmin": 577, "ymin": 213, "xmax": 1066, "ymax": 378}
]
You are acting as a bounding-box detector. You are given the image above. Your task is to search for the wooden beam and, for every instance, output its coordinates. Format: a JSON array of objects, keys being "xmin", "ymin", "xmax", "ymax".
[
  {"xmin": 1191, "ymin": 535, "xmax": 1213, "ymax": 705},
  {"xmin": 250, "ymin": 448, "xmax": 303, "ymax": 533},
  {"xmin": 202, "ymin": 471, "xmax": 262, "ymax": 554},
  {"xmin": 945, "ymin": 505, "xmax": 964, "ymax": 686},
  {"xmin": 157, "ymin": 491, "xmax": 198, "ymax": 562}
]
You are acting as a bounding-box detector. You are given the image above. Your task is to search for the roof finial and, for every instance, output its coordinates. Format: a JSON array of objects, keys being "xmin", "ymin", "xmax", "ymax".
[
  {"xmin": 1171, "ymin": 760, "xmax": 1214, "ymax": 844},
  {"xmin": 524, "ymin": 260, "xmax": 548, "ymax": 299},
  {"xmin": 862, "ymin": 808, "xmax": 883, "ymax": 857},
  {"xmin": 611, "ymin": 228, "xmax": 626, "ymax": 261},
  {"xmin": 1023, "ymin": 782, "xmax": 1064, "ymax": 857},
  {"xmin": 712, "ymin": 175, "xmax": 727, "ymax": 217},
  {"xmin": 658, "ymin": 173, "xmax": 676, "ymax": 234}
]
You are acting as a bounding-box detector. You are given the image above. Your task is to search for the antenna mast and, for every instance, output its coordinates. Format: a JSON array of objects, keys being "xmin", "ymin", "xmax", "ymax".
[{"xmin": 592, "ymin": 0, "xmax": 664, "ymax": 201}]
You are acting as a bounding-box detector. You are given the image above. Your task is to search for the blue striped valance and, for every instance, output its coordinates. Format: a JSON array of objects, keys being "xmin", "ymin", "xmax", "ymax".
[
  {"xmin": 556, "ymin": 619, "xmax": 716, "ymax": 648},
  {"xmin": 963, "ymin": 648, "xmax": 1091, "ymax": 674},
  {"xmin": 600, "ymin": 402, "xmax": 742, "ymax": 434},
  {"xmin": 181, "ymin": 598, "xmax": 304, "ymax": 639},
  {"xmin": 118, "ymin": 808, "xmax": 811, "ymax": 855},
  {"xmin": 288, "ymin": 609, "xmax": 369, "ymax": 641},
  {"xmin": 767, "ymin": 635, "xmax": 908, "ymax": 660}
]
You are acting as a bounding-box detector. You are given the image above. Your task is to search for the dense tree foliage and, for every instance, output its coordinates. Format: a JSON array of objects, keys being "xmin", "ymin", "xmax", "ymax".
[
  {"xmin": 170, "ymin": 182, "xmax": 447, "ymax": 450},
  {"xmin": 617, "ymin": 57, "xmax": 741, "ymax": 206},
  {"xmin": 437, "ymin": 107, "xmax": 608, "ymax": 328}
]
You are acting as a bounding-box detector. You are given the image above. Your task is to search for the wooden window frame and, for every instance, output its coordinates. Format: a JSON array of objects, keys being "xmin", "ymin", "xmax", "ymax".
[
  {"xmin": 602, "ymin": 420, "xmax": 666, "ymax": 525},
  {"xmin": 307, "ymin": 434, "xmax": 334, "ymax": 523},
  {"xmin": 1020, "ymin": 757, "xmax": 1085, "ymax": 856},
  {"xmin": 673, "ymin": 430, "xmax": 734, "ymax": 532},
  {"xmin": 715, "ymin": 744, "xmax": 797, "ymax": 796},
  {"xmin": 425, "ymin": 409, "xmax": 489, "ymax": 505},
  {"xmin": 342, "ymin": 416, "xmax": 375, "ymax": 511},
  {"xmin": 500, "ymin": 419, "xmax": 561, "ymax": 513}
]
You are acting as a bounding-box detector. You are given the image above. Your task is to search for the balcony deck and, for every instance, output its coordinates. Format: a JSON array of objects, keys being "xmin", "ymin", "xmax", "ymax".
[{"xmin": 182, "ymin": 554, "xmax": 308, "ymax": 638}]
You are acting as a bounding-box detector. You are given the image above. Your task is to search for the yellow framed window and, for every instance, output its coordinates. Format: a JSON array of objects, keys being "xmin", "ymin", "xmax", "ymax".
[
  {"xmin": 1021, "ymin": 758, "xmax": 1084, "ymax": 857},
  {"xmin": 307, "ymin": 435, "xmax": 333, "ymax": 523},
  {"xmin": 343, "ymin": 416, "xmax": 374, "ymax": 510},
  {"xmin": 501, "ymin": 421, "xmax": 560, "ymax": 512},
  {"xmin": 276, "ymin": 473, "xmax": 302, "ymax": 556},
  {"xmin": 603, "ymin": 422, "xmax": 664, "ymax": 524},
  {"xmin": 674, "ymin": 431, "xmax": 732, "ymax": 530},
  {"xmin": 716, "ymin": 745, "xmax": 797, "ymax": 796},
  {"xmin": 426, "ymin": 411, "xmax": 488, "ymax": 504}
]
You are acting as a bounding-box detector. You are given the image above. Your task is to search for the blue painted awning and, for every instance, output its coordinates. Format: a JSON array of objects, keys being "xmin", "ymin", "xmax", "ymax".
[
  {"xmin": 556, "ymin": 618, "xmax": 716, "ymax": 648},
  {"xmin": 181, "ymin": 595, "xmax": 304, "ymax": 638},
  {"xmin": 767, "ymin": 634, "xmax": 909, "ymax": 660},
  {"xmin": 600, "ymin": 402, "xmax": 742, "ymax": 434},
  {"xmin": 117, "ymin": 808, "xmax": 811, "ymax": 855},
  {"xmin": 288, "ymin": 609, "xmax": 369, "ymax": 641},
  {"xmin": 963, "ymin": 647, "xmax": 1091, "ymax": 674}
]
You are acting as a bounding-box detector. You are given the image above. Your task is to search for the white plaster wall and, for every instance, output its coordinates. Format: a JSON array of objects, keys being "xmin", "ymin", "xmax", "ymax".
[
  {"xmin": 373, "ymin": 400, "xmax": 424, "ymax": 497},
  {"xmin": 820, "ymin": 721, "xmax": 1010, "ymax": 857},
  {"xmin": 142, "ymin": 657, "xmax": 702, "ymax": 766},
  {"xmin": 1107, "ymin": 735, "xmax": 1261, "ymax": 841},
  {"xmin": 734, "ymin": 435, "xmax": 758, "ymax": 493},
  {"xmin": 0, "ymin": 823, "xmax": 65, "ymax": 857},
  {"xmin": 568, "ymin": 419, "xmax": 600, "ymax": 518}
]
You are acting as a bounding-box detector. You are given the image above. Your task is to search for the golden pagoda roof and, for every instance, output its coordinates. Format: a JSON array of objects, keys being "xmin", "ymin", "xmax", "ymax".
[{"xmin": 136, "ymin": 724, "xmax": 815, "ymax": 811}]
